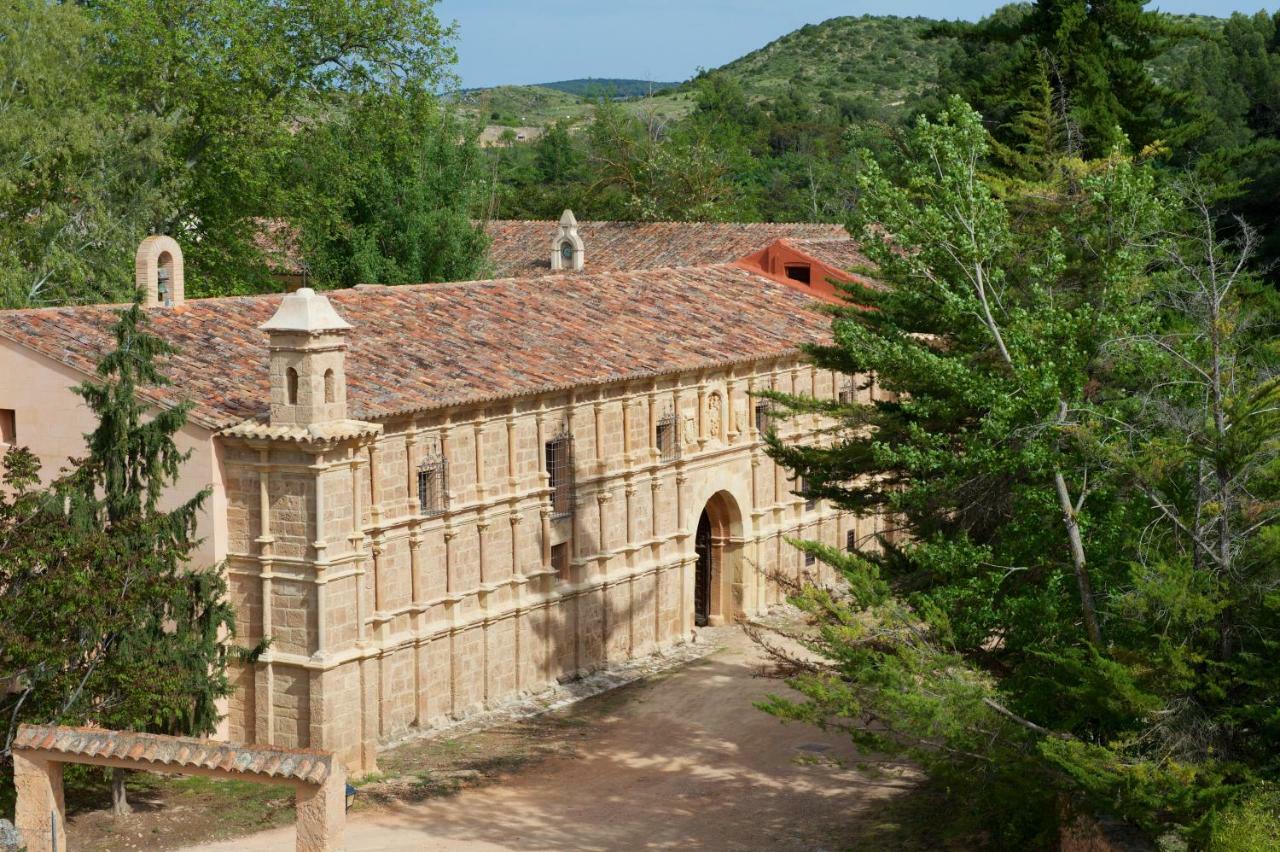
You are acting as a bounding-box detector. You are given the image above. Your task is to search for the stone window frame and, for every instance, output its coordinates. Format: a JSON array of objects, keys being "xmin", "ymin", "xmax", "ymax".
[
  {"xmin": 656, "ymin": 408, "xmax": 680, "ymax": 462},
  {"xmin": 753, "ymin": 401, "xmax": 773, "ymax": 436},
  {"xmin": 417, "ymin": 451, "xmax": 449, "ymax": 518},
  {"xmin": 545, "ymin": 429, "xmax": 574, "ymax": 520}
]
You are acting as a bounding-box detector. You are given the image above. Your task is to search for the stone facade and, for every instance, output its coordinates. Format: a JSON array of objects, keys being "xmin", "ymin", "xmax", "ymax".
[
  {"xmin": 220, "ymin": 306, "xmax": 874, "ymax": 773},
  {"xmin": 0, "ymin": 230, "xmax": 881, "ymax": 777}
]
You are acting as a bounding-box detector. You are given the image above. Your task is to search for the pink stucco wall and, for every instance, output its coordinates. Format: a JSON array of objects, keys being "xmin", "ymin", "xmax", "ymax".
[{"xmin": 0, "ymin": 339, "xmax": 229, "ymax": 591}]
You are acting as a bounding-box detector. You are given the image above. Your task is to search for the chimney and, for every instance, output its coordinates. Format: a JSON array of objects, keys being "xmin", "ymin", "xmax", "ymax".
[
  {"xmin": 259, "ymin": 288, "xmax": 353, "ymax": 428},
  {"xmin": 136, "ymin": 235, "xmax": 185, "ymax": 308},
  {"xmin": 551, "ymin": 209, "xmax": 585, "ymax": 271}
]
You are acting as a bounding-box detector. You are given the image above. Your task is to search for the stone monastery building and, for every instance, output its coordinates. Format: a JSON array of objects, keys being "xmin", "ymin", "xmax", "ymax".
[{"xmin": 0, "ymin": 214, "xmax": 879, "ymax": 773}]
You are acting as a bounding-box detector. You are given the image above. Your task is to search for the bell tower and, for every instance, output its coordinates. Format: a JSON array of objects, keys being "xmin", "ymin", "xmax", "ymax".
[
  {"xmin": 551, "ymin": 209, "xmax": 585, "ymax": 271},
  {"xmin": 260, "ymin": 288, "xmax": 353, "ymax": 427},
  {"xmin": 136, "ymin": 235, "xmax": 185, "ymax": 308}
]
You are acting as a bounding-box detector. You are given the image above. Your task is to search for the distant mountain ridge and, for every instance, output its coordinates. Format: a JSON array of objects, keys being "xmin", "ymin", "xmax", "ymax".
[
  {"xmin": 536, "ymin": 79, "xmax": 680, "ymax": 97},
  {"xmin": 459, "ymin": 12, "xmax": 1227, "ymax": 129}
]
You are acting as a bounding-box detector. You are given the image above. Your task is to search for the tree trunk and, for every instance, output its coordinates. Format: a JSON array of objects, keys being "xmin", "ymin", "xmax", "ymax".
[
  {"xmin": 111, "ymin": 767, "xmax": 131, "ymax": 816},
  {"xmin": 1055, "ymin": 470, "xmax": 1103, "ymax": 647}
]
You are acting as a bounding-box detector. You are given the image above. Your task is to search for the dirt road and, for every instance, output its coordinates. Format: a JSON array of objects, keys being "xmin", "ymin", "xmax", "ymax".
[{"xmin": 183, "ymin": 628, "xmax": 918, "ymax": 851}]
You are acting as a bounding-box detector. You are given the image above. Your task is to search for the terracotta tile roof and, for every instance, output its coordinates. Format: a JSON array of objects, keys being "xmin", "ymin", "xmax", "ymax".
[
  {"xmin": 14, "ymin": 724, "xmax": 335, "ymax": 785},
  {"xmin": 0, "ymin": 264, "xmax": 830, "ymax": 431},
  {"xmin": 782, "ymin": 238, "xmax": 875, "ymax": 274},
  {"xmin": 484, "ymin": 220, "xmax": 849, "ymax": 277}
]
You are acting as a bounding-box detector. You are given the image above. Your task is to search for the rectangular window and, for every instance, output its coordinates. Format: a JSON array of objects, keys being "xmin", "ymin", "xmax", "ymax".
[
  {"xmin": 545, "ymin": 434, "xmax": 574, "ymax": 519},
  {"xmin": 0, "ymin": 409, "xmax": 14, "ymax": 445},
  {"xmin": 837, "ymin": 379, "xmax": 856, "ymax": 405},
  {"xmin": 417, "ymin": 453, "xmax": 448, "ymax": 518},
  {"xmin": 656, "ymin": 412, "xmax": 679, "ymax": 462},
  {"xmin": 754, "ymin": 402, "xmax": 772, "ymax": 435},
  {"xmin": 846, "ymin": 530, "xmax": 857, "ymax": 553},
  {"xmin": 805, "ymin": 551, "xmax": 817, "ymax": 567},
  {"xmin": 799, "ymin": 476, "xmax": 816, "ymax": 511},
  {"xmin": 551, "ymin": 542, "xmax": 569, "ymax": 575},
  {"xmin": 784, "ymin": 264, "xmax": 812, "ymax": 285}
]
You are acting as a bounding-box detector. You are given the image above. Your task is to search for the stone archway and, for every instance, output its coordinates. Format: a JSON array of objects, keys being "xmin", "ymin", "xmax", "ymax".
[{"xmin": 694, "ymin": 490, "xmax": 744, "ymax": 627}]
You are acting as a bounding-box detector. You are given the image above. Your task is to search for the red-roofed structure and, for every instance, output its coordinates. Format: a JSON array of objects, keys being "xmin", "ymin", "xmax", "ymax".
[{"xmin": 0, "ymin": 223, "xmax": 877, "ymax": 779}]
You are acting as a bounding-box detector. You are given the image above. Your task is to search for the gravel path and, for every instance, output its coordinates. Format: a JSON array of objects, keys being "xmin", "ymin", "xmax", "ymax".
[{"xmin": 183, "ymin": 627, "xmax": 917, "ymax": 851}]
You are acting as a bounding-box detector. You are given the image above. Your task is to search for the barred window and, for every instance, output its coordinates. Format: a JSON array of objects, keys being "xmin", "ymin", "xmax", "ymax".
[
  {"xmin": 799, "ymin": 476, "xmax": 816, "ymax": 511},
  {"xmin": 551, "ymin": 542, "xmax": 569, "ymax": 575},
  {"xmin": 754, "ymin": 401, "xmax": 772, "ymax": 435},
  {"xmin": 838, "ymin": 378, "xmax": 856, "ymax": 405},
  {"xmin": 846, "ymin": 529, "xmax": 857, "ymax": 552},
  {"xmin": 805, "ymin": 551, "xmax": 817, "ymax": 567},
  {"xmin": 417, "ymin": 453, "xmax": 448, "ymax": 517},
  {"xmin": 656, "ymin": 410, "xmax": 679, "ymax": 462},
  {"xmin": 545, "ymin": 433, "xmax": 574, "ymax": 519}
]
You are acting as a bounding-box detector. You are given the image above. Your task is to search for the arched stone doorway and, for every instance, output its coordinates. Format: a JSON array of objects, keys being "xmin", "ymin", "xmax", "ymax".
[{"xmin": 693, "ymin": 491, "xmax": 743, "ymax": 627}]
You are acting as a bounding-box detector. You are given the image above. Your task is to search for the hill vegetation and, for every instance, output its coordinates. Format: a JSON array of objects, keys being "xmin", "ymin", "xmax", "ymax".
[
  {"xmin": 705, "ymin": 15, "xmax": 954, "ymax": 109},
  {"xmin": 537, "ymin": 78, "xmax": 679, "ymax": 97}
]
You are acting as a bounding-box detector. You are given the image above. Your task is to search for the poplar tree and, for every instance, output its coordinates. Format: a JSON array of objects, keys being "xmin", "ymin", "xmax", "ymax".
[{"xmin": 759, "ymin": 98, "xmax": 1280, "ymax": 845}]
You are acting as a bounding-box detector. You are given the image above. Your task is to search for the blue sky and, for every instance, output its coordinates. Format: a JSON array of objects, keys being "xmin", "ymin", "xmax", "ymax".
[{"xmin": 436, "ymin": 0, "xmax": 1278, "ymax": 88}]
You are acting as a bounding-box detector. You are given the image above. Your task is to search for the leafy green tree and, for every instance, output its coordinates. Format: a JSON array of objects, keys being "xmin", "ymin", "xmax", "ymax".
[
  {"xmin": 934, "ymin": 1, "xmax": 1191, "ymax": 159},
  {"xmin": 582, "ymin": 98, "xmax": 748, "ymax": 222},
  {"xmin": 758, "ymin": 98, "xmax": 1273, "ymax": 846},
  {"xmin": 0, "ymin": 305, "xmax": 253, "ymax": 817},
  {"xmin": 1168, "ymin": 11, "xmax": 1280, "ymax": 282},
  {"xmin": 0, "ymin": 0, "xmax": 174, "ymax": 308},
  {"xmin": 289, "ymin": 91, "xmax": 491, "ymax": 287},
  {"xmin": 82, "ymin": 0, "xmax": 459, "ymax": 295}
]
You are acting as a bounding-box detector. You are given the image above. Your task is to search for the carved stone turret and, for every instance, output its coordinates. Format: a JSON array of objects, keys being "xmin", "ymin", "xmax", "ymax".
[
  {"xmin": 551, "ymin": 209, "xmax": 585, "ymax": 272},
  {"xmin": 260, "ymin": 288, "xmax": 352, "ymax": 428}
]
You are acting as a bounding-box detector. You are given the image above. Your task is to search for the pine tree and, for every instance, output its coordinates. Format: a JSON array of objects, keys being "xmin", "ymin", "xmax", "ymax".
[{"xmin": 62, "ymin": 303, "xmax": 243, "ymax": 815}]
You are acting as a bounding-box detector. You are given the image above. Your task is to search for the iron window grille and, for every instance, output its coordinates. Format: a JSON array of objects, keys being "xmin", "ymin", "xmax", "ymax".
[
  {"xmin": 838, "ymin": 378, "xmax": 856, "ymax": 405},
  {"xmin": 656, "ymin": 410, "xmax": 679, "ymax": 462},
  {"xmin": 550, "ymin": 542, "xmax": 569, "ymax": 575},
  {"xmin": 846, "ymin": 529, "xmax": 857, "ymax": 553},
  {"xmin": 754, "ymin": 401, "xmax": 773, "ymax": 435},
  {"xmin": 417, "ymin": 452, "xmax": 449, "ymax": 518},
  {"xmin": 805, "ymin": 551, "xmax": 817, "ymax": 567},
  {"xmin": 799, "ymin": 476, "xmax": 817, "ymax": 511},
  {"xmin": 545, "ymin": 431, "xmax": 575, "ymax": 519}
]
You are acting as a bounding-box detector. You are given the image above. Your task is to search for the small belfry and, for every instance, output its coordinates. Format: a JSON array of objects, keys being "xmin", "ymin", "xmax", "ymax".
[
  {"xmin": 136, "ymin": 235, "xmax": 185, "ymax": 308},
  {"xmin": 259, "ymin": 287, "xmax": 353, "ymax": 428},
  {"xmin": 551, "ymin": 208, "xmax": 585, "ymax": 271}
]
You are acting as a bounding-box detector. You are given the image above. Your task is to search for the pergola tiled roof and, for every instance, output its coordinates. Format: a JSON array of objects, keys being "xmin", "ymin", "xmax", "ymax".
[
  {"xmin": 14, "ymin": 725, "xmax": 335, "ymax": 785},
  {"xmin": 483, "ymin": 220, "xmax": 849, "ymax": 278},
  {"xmin": 0, "ymin": 264, "xmax": 831, "ymax": 431}
]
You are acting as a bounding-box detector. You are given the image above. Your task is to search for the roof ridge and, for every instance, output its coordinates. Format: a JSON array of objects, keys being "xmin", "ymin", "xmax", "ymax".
[
  {"xmin": 0, "ymin": 262, "xmax": 779, "ymax": 319},
  {"xmin": 483, "ymin": 218, "xmax": 846, "ymax": 228}
]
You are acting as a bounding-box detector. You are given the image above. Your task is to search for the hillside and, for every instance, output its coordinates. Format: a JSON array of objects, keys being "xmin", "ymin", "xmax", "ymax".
[
  {"xmin": 454, "ymin": 83, "xmax": 695, "ymax": 130},
  {"xmin": 459, "ymin": 15, "xmax": 954, "ymax": 129},
  {"xmin": 459, "ymin": 11, "xmax": 1227, "ymax": 132},
  {"xmin": 707, "ymin": 15, "xmax": 954, "ymax": 107},
  {"xmin": 538, "ymin": 78, "xmax": 679, "ymax": 97}
]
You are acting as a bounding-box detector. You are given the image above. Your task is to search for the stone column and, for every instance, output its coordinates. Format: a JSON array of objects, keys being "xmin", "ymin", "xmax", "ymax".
[
  {"xmin": 12, "ymin": 752, "xmax": 65, "ymax": 852},
  {"xmin": 473, "ymin": 418, "xmax": 486, "ymax": 501},
  {"xmin": 506, "ymin": 411, "xmax": 518, "ymax": 490},
  {"xmin": 646, "ymin": 390, "xmax": 658, "ymax": 460},
  {"xmin": 439, "ymin": 422, "xmax": 454, "ymax": 505},
  {"xmin": 622, "ymin": 391, "xmax": 634, "ymax": 464},
  {"xmin": 295, "ymin": 765, "xmax": 347, "ymax": 852},
  {"xmin": 725, "ymin": 378, "xmax": 738, "ymax": 444},
  {"xmin": 255, "ymin": 448, "xmax": 276, "ymax": 745},
  {"xmin": 695, "ymin": 382, "xmax": 708, "ymax": 451},
  {"xmin": 509, "ymin": 512, "xmax": 523, "ymax": 579},
  {"xmin": 593, "ymin": 398, "xmax": 605, "ymax": 473}
]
